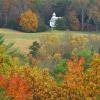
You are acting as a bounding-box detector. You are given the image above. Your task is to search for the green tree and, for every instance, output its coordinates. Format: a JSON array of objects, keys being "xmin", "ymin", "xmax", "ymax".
[
  {"xmin": 0, "ymin": 34, "xmax": 18, "ymax": 56},
  {"xmin": 29, "ymin": 41, "xmax": 40, "ymax": 57},
  {"xmin": 55, "ymin": 18, "xmax": 67, "ymax": 30},
  {"xmin": 51, "ymin": 59, "xmax": 67, "ymax": 83}
]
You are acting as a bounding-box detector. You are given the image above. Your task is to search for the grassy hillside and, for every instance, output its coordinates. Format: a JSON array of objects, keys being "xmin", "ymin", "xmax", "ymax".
[{"xmin": 0, "ymin": 28, "xmax": 100, "ymax": 54}]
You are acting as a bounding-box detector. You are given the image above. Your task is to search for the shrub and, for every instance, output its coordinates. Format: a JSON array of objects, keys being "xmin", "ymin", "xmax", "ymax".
[
  {"xmin": 19, "ymin": 9, "xmax": 38, "ymax": 32},
  {"xmin": 51, "ymin": 59, "xmax": 67, "ymax": 83},
  {"xmin": 21, "ymin": 67, "xmax": 58, "ymax": 99},
  {"xmin": 0, "ymin": 34, "xmax": 19, "ymax": 76},
  {"xmin": 29, "ymin": 41, "xmax": 40, "ymax": 57},
  {"xmin": 0, "ymin": 87, "xmax": 11, "ymax": 100},
  {"xmin": 63, "ymin": 52, "xmax": 72, "ymax": 59},
  {"xmin": 38, "ymin": 34, "xmax": 62, "ymax": 68},
  {"xmin": 14, "ymin": 53, "xmax": 28, "ymax": 65},
  {"xmin": 68, "ymin": 10, "xmax": 81, "ymax": 31},
  {"xmin": 8, "ymin": 20, "xmax": 20, "ymax": 30},
  {"xmin": 60, "ymin": 33, "xmax": 89, "ymax": 55},
  {"xmin": 0, "ymin": 34, "xmax": 18, "ymax": 56},
  {"xmin": 55, "ymin": 18, "xmax": 67, "ymax": 30},
  {"xmin": 37, "ymin": 18, "xmax": 49, "ymax": 32},
  {"xmin": 6, "ymin": 73, "xmax": 32, "ymax": 100},
  {"xmin": 78, "ymin": 49, "xmax": 93, "ymax": 69},
  {"xmin": 88, "ymin": 34, "xmax": 100, "ymax": 53}
]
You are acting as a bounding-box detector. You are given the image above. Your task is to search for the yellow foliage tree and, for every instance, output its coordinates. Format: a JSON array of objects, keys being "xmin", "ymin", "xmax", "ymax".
[{"xmin": 19, "ymin": 9, "xmax": 38, "ymax": 32}]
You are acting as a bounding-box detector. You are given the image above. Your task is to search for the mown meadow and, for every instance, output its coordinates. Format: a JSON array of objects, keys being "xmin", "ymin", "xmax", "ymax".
[{"xmin": 0, "ymin": 28, "xmax": 100, "ymax": 54}]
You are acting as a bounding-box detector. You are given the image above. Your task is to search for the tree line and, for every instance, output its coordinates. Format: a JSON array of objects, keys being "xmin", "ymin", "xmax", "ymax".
[{"xmin": 0, "ymin": 0, "xmax": 100, "ymax": 32}]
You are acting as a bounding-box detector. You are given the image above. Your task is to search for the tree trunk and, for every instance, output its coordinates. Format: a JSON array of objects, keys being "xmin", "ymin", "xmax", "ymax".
[
  {"xmin": 87, "ymin": 17, "xmax": 91, "ymax": 31},
  {"xmin": 95, "ymin": 22, "xmax": 98, "ymax": 32},
  {"xmin": 5, "ymin": 15, "xmax": 8, "ymax": 26},
  {"xmin": 81, "ymin": 8, "xmax": 85, "ymax": 31}
]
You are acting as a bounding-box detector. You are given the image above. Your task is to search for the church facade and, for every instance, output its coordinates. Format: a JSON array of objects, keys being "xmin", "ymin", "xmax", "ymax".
[{"xmin": 49, "ymin": 12, "xmax": 62, "ymax": 28}]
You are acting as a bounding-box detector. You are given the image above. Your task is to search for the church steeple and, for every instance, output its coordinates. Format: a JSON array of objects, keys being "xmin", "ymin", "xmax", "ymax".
[
  {"xmin": 50, "ymin": 12, "xmax": 62, "ymax": 28},
  {"xmin": 52, "ymin": 12, "xmax": 56, "ymax": 17}
]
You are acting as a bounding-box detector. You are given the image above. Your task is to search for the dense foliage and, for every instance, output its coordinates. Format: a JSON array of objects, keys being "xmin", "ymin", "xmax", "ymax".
[
  {"xmin": 0, "ymin": 0, "xmax": 100, "ymax": 32},
  {"xmin": 29, "ymin": 41, "xmax": 40, "ymax": 57},
  {"xmin": 55, "ymin": 18, "xmax": 67, "ymax": 30},
  {"xmin": 0, "ymin": 47, "xmax": 100, "ymax": 99},
  {"xmin": 19, "ymin": 10, "xmax": 38, "ymax": 32},
  {"xmin": 0, "ymin": 34, "xmax": 100, "ymax": 99}
]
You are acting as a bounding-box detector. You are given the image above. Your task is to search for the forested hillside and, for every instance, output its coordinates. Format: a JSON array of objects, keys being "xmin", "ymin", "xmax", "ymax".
[{"xmin": 0, "ymin": 0, "xmax": 100, "ymax": 32}]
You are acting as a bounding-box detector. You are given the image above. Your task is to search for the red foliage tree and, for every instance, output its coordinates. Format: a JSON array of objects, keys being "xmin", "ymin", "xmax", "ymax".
[{"xmin": 6, "ymin": 73, "xmax": 32, "ymax": 100}]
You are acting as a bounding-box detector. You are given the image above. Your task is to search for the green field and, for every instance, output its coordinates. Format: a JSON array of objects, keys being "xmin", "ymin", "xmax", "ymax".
[{"xmin": 0, "ymin": 28, "xmax": 100, "ymax": 54}]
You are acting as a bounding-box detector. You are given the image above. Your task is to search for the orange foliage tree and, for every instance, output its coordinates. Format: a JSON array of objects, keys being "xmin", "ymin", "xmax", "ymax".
[
  {"xmin": 60, "ymin": 56, "xmax": 85, "ymax": 99},
  {"xmin": 0, "ymin": 73, "xmax": 32, "ymax": 100},
  {"xmin": 19, "ymin": 9, "xmax": 38, "ymax": 32},
  {"xmin": 62, "ymin": 54, "xmax": 100, "ymax": 99},
  {"xmin": 68, "ymin": 10, "xmax": 81, "ymax": 31},
  {"xmin": 21, "ymin": 67, "xmax": 58, "ymax": 99},
  {"xmin": 83, "ymin": 53, "xmax": 100, "ymax": 98},
  {"xmin": 65, "ymin": 57, "xmax": 85, "ymax": 89}
]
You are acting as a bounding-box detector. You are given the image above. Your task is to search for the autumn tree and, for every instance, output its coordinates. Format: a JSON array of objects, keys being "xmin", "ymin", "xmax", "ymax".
[
  {"xmin": 72, "ymin": 0, "xmax": 90, "ymax": 31},
  {"xmin": 32, "ymin": 0, "xmax": 53, "ymax": 25},
  {"xmin": 68, "ymin": 10, "xmax": 81, "ymax": 31},
  {"xmin": 2, "ymin": 0, "xmax": 12, "ymax": 26},
  {"xmin": 6, "ymin": 73, "xmax": 33, "ymax": 100},
  {"xmin": 29, "ymin": 41, "xmax": 40, "ymax": 57},
  {"xmin": 19, "ymin": 9, "xmax": 38, "ymax": 32},
  {"xmin": 88, "ymin": 0, "xmax": 100, "ymax": 31}
]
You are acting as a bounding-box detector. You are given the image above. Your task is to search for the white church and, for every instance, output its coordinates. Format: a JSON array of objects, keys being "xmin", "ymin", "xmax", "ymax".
[{"xmin": 49, "ymin": 12, "xmax": 62, "ymax": 28}]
